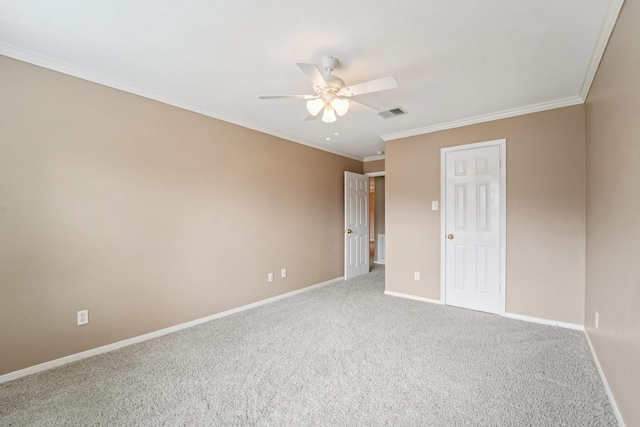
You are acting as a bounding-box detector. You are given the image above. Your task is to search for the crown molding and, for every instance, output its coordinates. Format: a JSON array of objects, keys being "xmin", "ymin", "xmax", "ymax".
[
  {"xmin": 381, "ymin": 96, "xmax": 583, "ymax": 142},
  {"xmin": 4, "ymin": 0, "xmax": 624, "ymax": 162},
  {"xmin": 0, "ymin": 44, "xmax": 363, "ymax": 162},
  {"xmin": 380, "ymin": 0, "xmax": 624, "ymax": 143},
  {"xmin": 579, "ymin": 0, "xmax": 625, "ymax": 101}
]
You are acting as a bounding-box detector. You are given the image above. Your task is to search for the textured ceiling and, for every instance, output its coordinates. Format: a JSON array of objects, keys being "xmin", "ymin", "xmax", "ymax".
[{"xmin": 0, "ymin": 1, "xmax": 623, "ymax": 160}]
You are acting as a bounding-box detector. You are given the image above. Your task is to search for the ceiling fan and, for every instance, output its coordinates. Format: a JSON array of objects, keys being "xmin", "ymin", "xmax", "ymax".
[{"xmin": 258, "ymin": 57, "xmax": 398, "ymax": 123}]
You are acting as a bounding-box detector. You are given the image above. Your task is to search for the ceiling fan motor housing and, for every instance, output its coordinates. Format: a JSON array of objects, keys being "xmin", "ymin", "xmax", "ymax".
[
  {"xmin": 326, "ymin": 77, "xmax": 345, "ymax": 93},
  {"xmin": 319, "ymin": 57, "xmax": 345, "ymax": 94}
]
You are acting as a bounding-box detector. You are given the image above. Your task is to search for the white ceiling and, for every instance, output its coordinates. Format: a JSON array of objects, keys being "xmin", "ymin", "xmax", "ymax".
[{"xmin": 0, "ymin": 1, "xmax": 622, "ymax": 160}]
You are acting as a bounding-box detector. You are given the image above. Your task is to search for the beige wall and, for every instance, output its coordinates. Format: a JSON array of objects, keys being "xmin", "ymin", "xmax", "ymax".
[
  {"xmin": 363, "ymin": 159, "xmax": 385, "ymax": 173},
  {"xmin": 386, "ymin": 105, "xmax": 586, "ymax": 324},
  {"xmin": 584, "ymin": 1, "xmax": 640, "ymax": 424},
  {"xmin": 0, "ymin": 56, "xmax": 362, "ymax": 375}
]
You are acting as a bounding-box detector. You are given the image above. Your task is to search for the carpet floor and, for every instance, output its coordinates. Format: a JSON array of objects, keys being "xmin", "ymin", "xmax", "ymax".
[{"xmin": 1, "ymin": 265, "xmax": 617, "ymax": 426}]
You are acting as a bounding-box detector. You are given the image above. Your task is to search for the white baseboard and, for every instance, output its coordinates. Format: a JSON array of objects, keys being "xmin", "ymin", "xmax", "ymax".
[
  {"xmin": 373, "ymin": 260, "xmax": 385, "ymax": 265},
  {"xmin": 384, "ymin": 290, "xmax": 443, "ymax": 305},
  {"xmin": 504, "ymin": 312, "xmax": 584, "ymax": 331},
  {"xmin": 584, "ymin": 331, "xmax": 626, "ymax": 426},
  {"xmin": 0, "ymin": 276, "xmax": 343, "ymax": 384}
]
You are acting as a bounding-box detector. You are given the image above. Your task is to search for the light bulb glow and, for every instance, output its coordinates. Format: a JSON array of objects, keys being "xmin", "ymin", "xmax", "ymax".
[
  {"xmin": 322, "ymin": 106, "xmax": 337, "ymax": 123},
  {"xmin": 331, "ymin": 97, "xmax": 350, "ymax": 116},
  {"xmin": 306, "ymin": 98, "xmax": 325, "ymax": 116}
]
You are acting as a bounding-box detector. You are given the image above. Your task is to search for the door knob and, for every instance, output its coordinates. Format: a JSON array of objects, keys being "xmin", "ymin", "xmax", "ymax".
[
  {"xmin": 447, "ymin": 234, "xmax": 454, "ymax": 240},
  {"xmin": 344, "ymin": 229, "xmax": 353, "ymax": 234}
]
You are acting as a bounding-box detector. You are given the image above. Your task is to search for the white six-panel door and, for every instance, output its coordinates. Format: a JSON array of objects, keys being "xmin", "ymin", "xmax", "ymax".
[
  {"xmin": 442, "ymin": 141, "xmax": 504, "ymax": 314},
  {"xmin": 344, "ymin": 172, "xmax": 369, "ymax": 280}
]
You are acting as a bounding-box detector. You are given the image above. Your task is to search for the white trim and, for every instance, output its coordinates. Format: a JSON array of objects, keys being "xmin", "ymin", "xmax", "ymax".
[
  {"xmin": 373, "ymin": 261, "xmax": 386, "ymax": 265},
  {"xmin": 365, "ymin": 171, "xmax": 386, "ymax": 177},
  {"xmin": 2, "ymin": 0, "xmax": 624, "ymax": 162},
  {"xmin": 0, "ymin": 44, "xmax": 363, "ymax": 162},
  {"xmin": 504, "ymin": 312, "xmax": 583, "ymax": 331},
  {"xmin": 579, "ymin": 0, "xmax": 625, "ymax": 101},
  {"xmin": 384, "ymin": 291, "xmax": 443, "ymax": 305},
  {"xmin": 0, "ymin": 276, "xmax": 343, "ymax": 384},
  {"xmin": 363, "ymin": 154, "xmax": 386, "ymax": 162},
  {"xmin": 380, "ymin": 0, "xmax": 623, "ymax": 146},
  {"xmin": 440, "ymin": 139, "xmax": 507, "ymax": 315},
  {"xmin": 584, "ymin": 331, "xmax": 626, "ymax": 427},
  {"xmin": 381, "ymin": 97, "xmax": 582, "ymax": 142}
]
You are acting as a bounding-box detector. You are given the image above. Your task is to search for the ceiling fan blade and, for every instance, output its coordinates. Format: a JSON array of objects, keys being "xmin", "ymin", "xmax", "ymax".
[
  {"xmin": 297, "ymin": 63, "xmax": 328, "ymax": 90},
  {"xmin": 258, "ymin": 95, "xmax": 316, "ymax": 99},
  {"xmin": 341, "ymin": 76, "xmax": 398, "ymax": 97}
]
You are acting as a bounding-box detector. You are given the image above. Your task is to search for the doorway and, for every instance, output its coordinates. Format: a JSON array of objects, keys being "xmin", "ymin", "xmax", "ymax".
[{"xmin": 369, "ymin": 175, "xmax": 386, "ymax": 265}]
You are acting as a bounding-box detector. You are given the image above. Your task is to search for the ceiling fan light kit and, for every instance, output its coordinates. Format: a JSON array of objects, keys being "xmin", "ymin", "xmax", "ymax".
[
  {"xmin": 306, "ymin": 98, "xmax": 325, "ymax": 116},
  {"xmin": 260, "ymin": 56, "xmax": 398, "ymax": 123},
  {"xmin": 331, "ymin": 97, "xmax": 350, "ymax": 116},
  {"xmin": 306, "ymin": 93, "xmax": 350, "ymax": 122},
  {"xmin": 322, "ymin": 105, "xmax": 337, "ymax": 123}
]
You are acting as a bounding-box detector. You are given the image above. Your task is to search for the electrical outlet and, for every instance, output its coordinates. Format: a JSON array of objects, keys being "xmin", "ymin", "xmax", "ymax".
[
  {"xmin": 77, "ymin": 310, "xmax": 89, "ymax": 326},
  {"xmin": 595, "ymin": 311, "xmax": 599, "ymax": 329},
  {"xmin": 268, "ymin": 273, "xmax": 274, "ymax": 282},
  {"xmin": 414, "ymin": 272, "xmax": 420, "ymax": 280},
  {"xmin": 281, "ymin": 268, "xmax": 287, "ymax": 278}
]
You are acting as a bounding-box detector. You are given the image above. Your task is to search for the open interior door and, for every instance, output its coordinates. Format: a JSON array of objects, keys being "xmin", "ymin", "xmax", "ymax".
[{"xmin": 344, "ymin": 171, "xmax": 370, "ymax": 280}]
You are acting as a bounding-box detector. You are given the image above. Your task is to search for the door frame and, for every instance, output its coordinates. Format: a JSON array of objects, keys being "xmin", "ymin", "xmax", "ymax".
[{"xmin": 440, "ymin": 138, "xmax": 507, "ymax": 315}]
